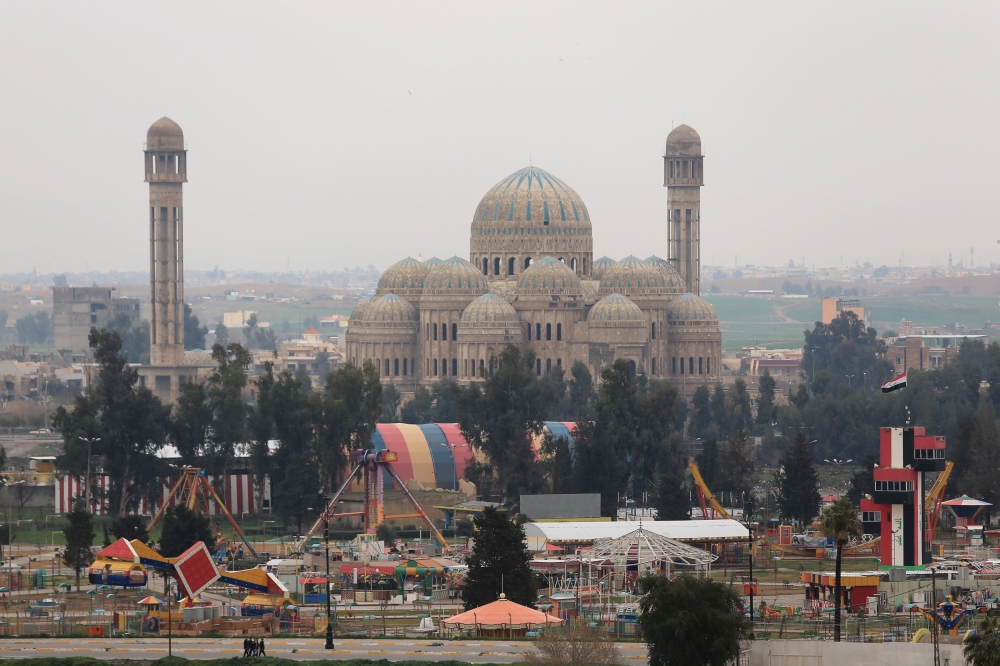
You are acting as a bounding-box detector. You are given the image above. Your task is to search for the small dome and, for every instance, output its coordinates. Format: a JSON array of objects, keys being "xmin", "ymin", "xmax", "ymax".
[
  {"xmin": 461, "ymin": 293, "xmax": 519, "ymax": 323},
  {"xmin": 644, "ymin": 255, "xmax": 685, "ymax": 291},
  {"xmin": 360, "ymin": 293, "xmax": 417, "ymax": 323},
  {"xmin": 348, "ymin": 297, "xmax": 376, "ymax": 323},
  {"xmin": 147, "ymin": 117, "xmax": 184, "ymax": 151},
  {"xmin": 517, "ymin": 256, "xmax": 583, "ymax": 296},
  {"xmin": 667, "ymin": 292, "xmax": 718, "ymax": 325},
  {"xmin": 377, "ymin": 257, "xmax": 430, "ymax": 295},
  {"xmin": 424, "ymin": 256, "xmax": 490, "ymax": 295},
  {"xmin": 592, "ymin": 256, "xmax": 617, "ymax": 280},
  {"xmin": 599, "ymin": 256, "xmax": 673, "ymax": 296},
  {"xmin": 422, "ymin": 257, "xmax": 443, "ymax": 268},
  {"xmin": 665, "ymin": 124, "xmax": 701, "ymax": 157},
  {"xmin": 588, "ymin": 294, "xmax": 645, "ymax": 327}
]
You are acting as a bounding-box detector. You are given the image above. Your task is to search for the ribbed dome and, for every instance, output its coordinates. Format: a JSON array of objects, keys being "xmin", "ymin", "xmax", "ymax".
[
  {"xmin": 667, "ymin": 292, "xmax": 718, "ymax": 325},
  {"xmin": 516, "ymin": 256, "xmax": 583, "ymax": 296},
  {"xmin": 644, "ymin": 255, "xmax": 685, "ymax": 291},
  {"xmin": 665, "ymin": 124, "xmax": 701, "ymax": 156},
  {"xmin": 424, "ymin": 256, "xmax": 489, "ymax": 295},
  {"xmin": 348, "ymin": 297, "xmax": 376, "ymax": 323},
  {"xmin": 473, "ymin": 166, "xmax": 590, "ymax": 227},
  {"xmin": 588, "ymin": 293, "xmax": 645, "ymax": 327},
  {"xmin": 360, "ymin": 293, "xmax": 417, "ymax": 322},
  {"xmin": 599, "ymin": 256, "xmax": 673, "ymax": 296},
  {"xmin": 422, "ymin": 257, "xmax": 443, "ymax": 268},
  {"xmin": 461, "ymin": 293, "xmax": 519, "ymax": 323},
  {"xmin": 592, "ymin": 256, "xmax": 617, "ymax": 280},
  {"xmin": 376, "ymin": 257, "xmax": 430, "ymax": 295},
  {"xmin": 147, "ymin": 117, "xmax": 184, "ymax": 150}
]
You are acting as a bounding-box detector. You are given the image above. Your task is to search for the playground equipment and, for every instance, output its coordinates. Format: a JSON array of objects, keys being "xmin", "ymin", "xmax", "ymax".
[
  {"xmin": 689, "ymin": 462, "xmax": 733, "ymax": 520},
  {"xmin": 924, "ymin": 461, "xmax": 954, "ymax": 549},
  {"xmin": 147, "ymin": 467, "xmax": 257, "ymax": 557},
  {"xmin": 918, "ymin": 597, "xmax": 971, "ymax": 635},
  {"xmin": 296, "ymin": 449, "xmax": 452, "ymax": 554}
]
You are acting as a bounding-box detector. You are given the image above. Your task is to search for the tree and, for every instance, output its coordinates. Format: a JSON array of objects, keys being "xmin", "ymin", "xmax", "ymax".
[
  {"xmin": 110, "ymin": 515, "xmax": 149, "ymax": 544},
  {"xmin": 540, "ymin": 432, "xmax": 574, "ymax": 494},
  {"xmin": 15, "ymin": 312, "xmax": 51, "ymax": 345},
  {"xmin": 380, "ymin": 383, "xmax": 401, "ymax": 422},
  {"xmin": 108, "ymin": 314, "xmax": 151, "ymax": 363},
  {"xmin": 775, "ymin": 432, "xmax": 821, "ymax": 526},
  {"xmin": 725, "ymin": 379, "xmax": 753, "ymax": 435},
  {"xmin": 957, "ymin": 401, "xmax": 1000, "ymax": 507},
  {"xmin": 248, "ymin": 361, "xmax": 277, "ymax": 513},
  {"xmin": 375, "ymin": 522, "xmax": 398, "ymax": 547},
  {"xmin": 316, "ymin": 361, "xmax": 382, "ymax": 492},
  {"xmin": 214, "ymin": 322, "xmax": 230, "ymax": 346},
  {"xmin": 719, "ymin": 430, "xmax": 756, "ymax": 502},
  {"xmin": 400, "ymin": 387, "xmax": 433, "ymax": 423},
  {"xmin": 567, "ymin": 360, "xmax": 594, "ymax": 421},
  {"xmin": 53, "ymin": 329, "xmax": 171, "ymax": 516},
  {"xmin": 63, "ymin": 499, "xmax": 94, "ymax": 590},
  {"xmin": 964, "ymin": 614, "xmax": 1000, "ymax": 666},
  {"xmin": 462, "ymin": 507, "xmax": 535, "ymax": 610},
  {"xmin": 756, "ymin": 370, "xmax": 776, "ymax": 430},
  {"xmin": 205, "ymin": 343, "xmax": 253, "ymax": 476},
  {"xmin": 688, "ymin": 386, "xmax": 712, "ymax": 440},
  {"xmin": 695, "ymin": 440, "xmax": 720, "ymax": 492},
  {"xmin": 709, "ymin": 384, "xmax": 727, "ymax": 438},
  {"xmin": 456, "ymin": 346, "xmax": 556, "ymax": 504},
  {"xmin": 6, "ymin": 471, "xmax": 38, "ymax": 519},
  {"xmin": 654, "ymin": 433, "xmax": 689, "ymax": 520},
  {"xmin": 846, "ymin": 453, "xmax": 878, "ymax": 505},
  {"xmin": 169, "ymin": 381, "xmax": 212, "ymax": 466},
  {"xmin": 801, "ymin": 311, "xmax": 892, "ymax": 389},
  {"xmin": 638, "ymin": 574, "xmax": 750, "ymax": 666},
  {"xmin": 820, "ymin": 498, "xmax": 862, "ymax": 642},
  {"xmin": 158, "ymin": 505, "xmax": 215, "ymax": 558},
  {"xmin": 523, "ymin": 622, "xmax": 622, "ymax": 665},
  {"xmin": 183, "ymin": 303, "xmax": 208, "ymax": 350}
]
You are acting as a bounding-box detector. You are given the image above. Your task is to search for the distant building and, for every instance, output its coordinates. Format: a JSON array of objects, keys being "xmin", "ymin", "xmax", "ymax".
[
  {"xmin": 888, "ymin": 334, "xmax": 987, "ymax": 373},
  {"xmin": 223, "ymin": 310, "xmax": 258, "ymax": 328},
  {"xmin": 52, "ymin": 287, "xmax": 140, "ymax": 352},
  {"xmin": 821, "ymin": 297, "xmax": 866, "ymax": 326}
]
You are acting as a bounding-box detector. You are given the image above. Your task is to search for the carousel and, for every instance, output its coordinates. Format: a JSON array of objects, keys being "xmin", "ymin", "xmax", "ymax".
[{"xmin": 589, "ymin": 525, "xmax": 717, "ymax": 593}]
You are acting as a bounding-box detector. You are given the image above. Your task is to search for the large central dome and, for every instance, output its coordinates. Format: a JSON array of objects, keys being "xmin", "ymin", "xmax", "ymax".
[{"xmin": 469, "ymin": 166, "xmax": 594, "ymax": 280}]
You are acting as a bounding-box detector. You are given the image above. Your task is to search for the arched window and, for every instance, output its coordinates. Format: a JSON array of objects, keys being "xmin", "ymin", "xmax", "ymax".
[
  {"xmin": 536, "ymin": 358, "xmax": 541, "ymax": 375},
  {"xmin": 440, "ymin": 358, "xmax": 446, "ymax": 376},
  {"xmin": 652, "ymin": 358, "xmax": 657, "ymax": 374},
  {"xmin": 494, "ymin": 257, "xmax": 501, "ymax": 276},
  {"xmin": 433, "ymin": 323, "xmax": 438, "ymax": 341},
  {"xmin": 524, "ymin": 257, "xmax": 532, "ymax": 269},
  {"xmin": 583, "ymin": 258, "xmax": 587, "ymax": 275},
  {"xmin": 384, "ymin": 359, "xmax": 390, "ymax": 376},
  {"xmin": 546, "ymin": 358, "xmax": 552, "ymax": 372},
  {"xmin": 452, "ymin": 323, "xmax": 458, "ymax": 340},
  {"xmin": 441, "ymin": 323, "xmax": 447, "ymax": 341},
  {"xmin": 536, "ymin": 323, "xmax": 542, "ymax": 340},
  {"xmin": 651, "ymin": 322, "xmax": 656, "ymax": 340},
  {"xmin": 706, "ymin": 358, "xmax": 710, "ymax": 374},
  {"xmin": 394, "ymin": 358, "xmax": 399, "ymax": 376},
  {"xmin": 556, "ymin": 323, "xmax": 562, "ymax": 341},
  {"xmin": 571, "ymin": 258, "xmax": 578, "ymax": 272},
  {"xmin": 699, "ymin": 357, "xmax": 703, "ymax": 374},
  {"xmin": 557, "ymin": 358, "xmax": 561, "ymax": 367},
  {"xmin": 508, "ymin": 257, "xmax": 516, "ymax": 275},
  {"xmin": 482, "ymin": 258, "xmax": 488, "ymax": 275},
  {"xmin": 679, "ymin": 357, "xmax": 684, "ymax": 375},
  {"xmin": 528, "ymin": 324, "xmax": 532, "ymax": 341},
  {"xmin": 546, "ymin": 323, "xmax": 552, "ymax": 341},
  {"xmin": 628, "ymin": 360, "xmax": 637, "ymax": 377},
  {"xmin": 479, "ymin": 358, "xmax": 485, "ymax": 376},
  {"xmin": 433, "ymin": 358, "xmax": 438, "ymax": 376},
  {"xmin": 452, "ymin": 358, "xmax": 458, "ymax": 376},
  {"xmin": 403, "ymin": 358, "xmax": 408, "ymax": 376},
  {"xmin": 689, "ymin": 357, "xmax": 694, "ymax": 374}
]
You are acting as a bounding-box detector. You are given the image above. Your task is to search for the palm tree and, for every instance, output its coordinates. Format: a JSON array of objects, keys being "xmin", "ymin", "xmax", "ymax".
[
  {"xmin": 964, "ymin": 615, "xmax": 1000, "ymax": 666},
  {"xmin": 820, "ymin": 498, "xmax": 862, "ymax": 642}
]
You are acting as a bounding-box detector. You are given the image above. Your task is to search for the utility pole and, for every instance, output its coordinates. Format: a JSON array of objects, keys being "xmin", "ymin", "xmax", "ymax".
[
  {"xmin": 931, "ymin": 566, "xmax": 940, "ymax": 666},
  {"xmin": 324, "ymin": 496, "xmax": 335, "ymax": 650},
  {"xmin": 79, "ymin": 437, "xmax": 100, "ymax": 511}
]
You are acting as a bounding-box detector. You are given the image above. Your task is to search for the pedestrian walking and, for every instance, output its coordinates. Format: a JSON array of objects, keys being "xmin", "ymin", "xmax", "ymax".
[
  {"xmin": 259, "ymin": 637, "xmax": 266, "ymax": 658},
  {"xmin": 243, "ymin": 637, "xmax": 250, "ymax": 657}
]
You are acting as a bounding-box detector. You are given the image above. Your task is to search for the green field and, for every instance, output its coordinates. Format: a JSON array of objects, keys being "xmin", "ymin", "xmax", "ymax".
[{"xmin": 704, "ymin": 295, "xmax": 1000, "ymax": 350}]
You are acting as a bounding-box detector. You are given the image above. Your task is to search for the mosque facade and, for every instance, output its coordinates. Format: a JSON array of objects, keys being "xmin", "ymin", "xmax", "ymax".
[{"xmin": 345, "ymin": 125, "xmax": 722, "ymax": 398}]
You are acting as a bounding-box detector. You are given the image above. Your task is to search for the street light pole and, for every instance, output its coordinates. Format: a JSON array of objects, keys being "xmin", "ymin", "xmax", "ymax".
[{"xmin": 324, "ymin": 498, "xmax": 335, "ymax": 650}]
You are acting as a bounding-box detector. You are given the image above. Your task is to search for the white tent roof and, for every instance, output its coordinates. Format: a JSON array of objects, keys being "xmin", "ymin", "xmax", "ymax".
[{"xmin": 524, "ymin": 520, "xmax": 748, "ymax": 545}]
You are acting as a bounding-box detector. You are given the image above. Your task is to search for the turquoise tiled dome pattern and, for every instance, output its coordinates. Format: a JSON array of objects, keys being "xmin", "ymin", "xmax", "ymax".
[
  {"xmin": 588, "ymin": 293, "xmax": 645, "ymax": 326},
  {"xmin": 461, "ymin": 293, "xmax": 519, "ymax": 323}
]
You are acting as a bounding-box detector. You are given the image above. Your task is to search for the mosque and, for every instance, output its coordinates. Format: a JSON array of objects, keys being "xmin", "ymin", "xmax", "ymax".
[{"xmin": 345, "ymin": 124, "xmax": 721, "ymax": 399}]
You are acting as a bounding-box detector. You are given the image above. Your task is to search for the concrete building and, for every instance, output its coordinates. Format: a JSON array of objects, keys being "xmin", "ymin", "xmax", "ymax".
[
  {"xmin": 136, "ymin": 117, "xmax": 198, "ymax": 403},
  {"xmin": 821, "ymin": 297, "xmax": 866, "ymax": 326},
  {"xmin": 52, "ymin": 287, "xmax": 140, "ymax": 352},
  {"xmin": 345, "ymin": 124, "xmax": 722, "ymax": 398},
  {"xmin": 888, "ymin": 334, "xmax": 987, "ymax": 373}
]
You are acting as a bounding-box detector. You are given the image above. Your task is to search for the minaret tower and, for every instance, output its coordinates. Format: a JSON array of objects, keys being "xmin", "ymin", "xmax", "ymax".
[
  {"xmin": 145, "ymin": 117, "xmax": 187, "ymax": 366},
  {"xmin": 664, "ymin": 124, "xmax": 703, "ymax": 295}
]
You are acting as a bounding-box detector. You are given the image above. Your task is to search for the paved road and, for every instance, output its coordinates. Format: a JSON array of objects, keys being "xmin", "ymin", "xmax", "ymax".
[{"xmin": 0, "ymin": 637, "xmax": 650, "ymax": 663}]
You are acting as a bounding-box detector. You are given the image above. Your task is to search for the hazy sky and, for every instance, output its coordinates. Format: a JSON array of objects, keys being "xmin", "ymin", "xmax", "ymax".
[{"xmin": 2, "ymin": 2, "xmax": 999, "ymax": 276}]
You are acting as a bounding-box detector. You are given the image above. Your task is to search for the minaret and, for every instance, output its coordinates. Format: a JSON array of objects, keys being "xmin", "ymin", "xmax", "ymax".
[
  {"xmin": 145, "ymin": 117, "xmax": 187, "ymax": 366},
  {"xmin": 664, "ymin": 124, "xmax": 703, "ymax": 295}
]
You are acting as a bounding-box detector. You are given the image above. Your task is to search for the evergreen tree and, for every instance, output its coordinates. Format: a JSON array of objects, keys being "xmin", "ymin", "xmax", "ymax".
[
  {"xmin": 463, "ymin": 507, "xmax": 535, "ymax": 610},
  {"xmin": 568, "ymin": 361, "xmax": 594, "ymax": 421},
  {"xmin": 719, "ymin": 430, "xmax": 755, "ymax": 501},
  {"xmin": 725, "ymin": 379, "xmax": 753, "ymax": 435},
  {"xmin": 183, "ymin": 303, "xmax": 208, "ymax": 350},
  {"xmin": 959, "ymin": 401, "xmax": 1000, "ymax": 509},
  {"xmin": 688, "ymin": 385, "xmax": 712, "ymax": 440},
  {"xmin": 709, "ymin": 384, "xmax": 728, "ymax": 438},
  {"xmin": 654, "ymin": 433, "xmax": 689, "ymax": 520},
  {"xmin": 696, "ymin": 440, "xmax": 720, "ymax": 492},
  {"xmin": 400, "ymin": 387, "xmax": 434, "ymax": 423},
  {"xmin": 158, "ymin": 505, "xmax": 215, "ymax": 558},
  {"xmin": 110, "ymin": 515, "xmax": 149, "ymax": 544},
  {"xmin": 248, "ymin": 360, "xmax": 277, "ymax": 512},
  {"xmin": 775, "ymin": 432, "xmax": 821, "ymax": 526},
  {"xmin": 756, "ymin": 370, "xmax": 776, "ymax": 430},
  {"xmin": 846, "ymin": 453, "xmax": 878, "ymax": 505},
  {"xmin": 214, "ymin": 322, "xmax": 230, "ymax": 346},
  {"xmin": 380, "ymin": 383, "xmax": 401, "ymax": 422},
  {"xmin": 63, "ymin": 499, "xmax": 94, "ymax": 590}
]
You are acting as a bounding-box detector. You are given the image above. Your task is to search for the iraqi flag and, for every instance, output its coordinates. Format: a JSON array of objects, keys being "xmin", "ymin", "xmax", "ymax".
[{"xmin": 881, "ymin": 371, "xmax": 907, "ymax": 393}]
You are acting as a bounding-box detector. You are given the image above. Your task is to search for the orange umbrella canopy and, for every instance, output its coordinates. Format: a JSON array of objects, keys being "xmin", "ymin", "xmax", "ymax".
[
  {"xmin": 442, "ymin": 594, "xmax": 563, "ymax": 627},
  {"xmin": 137, "ymin": 596, "xmax": 163, "ymax": 605}
]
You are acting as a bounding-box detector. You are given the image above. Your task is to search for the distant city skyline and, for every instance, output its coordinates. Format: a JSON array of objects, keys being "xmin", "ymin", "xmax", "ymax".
[{"xmin": 1, "ymin": 3, "xmax": 998, "ymax": 274}]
